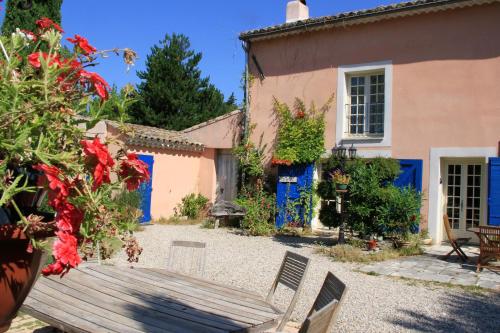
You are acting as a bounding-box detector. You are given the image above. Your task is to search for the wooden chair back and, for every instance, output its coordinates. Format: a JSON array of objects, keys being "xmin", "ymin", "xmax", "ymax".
[
  {"xmin": 167, "ymin": 241, "xmax": 206, "ymax": 277},
  {"xmin": 267, "ymin": 251, "xmax": 310, "ymax": 331},
  {"xmin": 300, "ymin": 272, "xmax": 347, "ymax": 333},
  {"xmin": 443, "ymin": 215, "xmax": 456, "ymax": 242},
  {"xmin": 478, "ymin": 226, "xmax": 500, "ymax": 255},
  {"xmin": 299, "ymin": 300, "xmax": 339, "ymax": 333}
]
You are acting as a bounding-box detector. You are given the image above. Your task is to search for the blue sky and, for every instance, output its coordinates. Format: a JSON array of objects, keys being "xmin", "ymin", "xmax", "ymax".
[{"xmin": 0, "ymin": 0, "xmax": 397, "ymax": 103}]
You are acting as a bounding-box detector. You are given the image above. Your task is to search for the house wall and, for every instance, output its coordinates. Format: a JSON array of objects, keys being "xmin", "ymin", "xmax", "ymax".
[
  {"xmin": 247, "ymin": 3, "xmax": 500, "ymax": 238},
  {"xmin": 128, "ymin": 145, "xmax": 217, "ymax": 220},
  {"xmin": 105, "ymin": 126, "xmax": 217, "ymax": 220},
  {"xmin": 182, "ymin": 110, "xmax": 243, "ymax": 149}
]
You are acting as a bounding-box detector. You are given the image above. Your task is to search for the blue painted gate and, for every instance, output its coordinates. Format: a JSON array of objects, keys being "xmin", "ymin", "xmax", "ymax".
[
  {"xmin": 488, "ymin": 157, "xmax": 500, "ymax": 226},
  {"xmin": 276, "ymin": 164, "xmax": 314, "ymax": 228},
  {"xmin": 137, "ymin": 154, "xmax": 154, "ymax": 224}
]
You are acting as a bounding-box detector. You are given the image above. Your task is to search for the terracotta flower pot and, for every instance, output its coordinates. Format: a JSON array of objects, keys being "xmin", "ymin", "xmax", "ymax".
[
  {"xmin": 367, "ymin": 239, "xmax": 378, "ymax": 251},
  {"xmin": 0, "ymin": 225, "xmax": 46, "ymax": 333}
]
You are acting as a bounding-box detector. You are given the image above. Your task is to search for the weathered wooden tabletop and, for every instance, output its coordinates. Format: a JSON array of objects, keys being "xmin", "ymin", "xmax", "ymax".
[{"xmin": 21, "ymin": 264, "xmax": 282, "ymax": 333}]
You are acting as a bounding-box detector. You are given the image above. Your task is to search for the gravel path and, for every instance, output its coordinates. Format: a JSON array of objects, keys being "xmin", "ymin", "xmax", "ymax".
[{"xmin": 110, "ymin": 225, "xmax": 500, "ymax": 332}]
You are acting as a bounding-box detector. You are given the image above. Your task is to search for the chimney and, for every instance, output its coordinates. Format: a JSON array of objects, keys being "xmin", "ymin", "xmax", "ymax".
[{"xmin": 286, "ymin": 0, "xmax": 309, "ymax": 23}]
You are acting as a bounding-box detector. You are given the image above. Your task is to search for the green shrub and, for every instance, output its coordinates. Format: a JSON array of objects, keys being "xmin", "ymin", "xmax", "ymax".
[
  {"xmin": 317, "ymin": 157, "xmax": 421, "ymax": 237},
  {"xmin": 176, "ymin": 193, "xmax": 209, "ymax": 219},
  {"xmin": 234, "ymin": 181, "xmax": 276, "ymax": 236}
]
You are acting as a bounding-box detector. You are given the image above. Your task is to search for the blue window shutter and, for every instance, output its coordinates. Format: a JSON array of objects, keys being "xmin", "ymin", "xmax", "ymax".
[
  {"xmin": 394, "ymin": 159, "xmax": 423, "ymax": 192},
  {"xmin": 488, "ymin": 157, "xmax": 500, "ymax": 226},
  {"xmin": 137, "ymin": 154, "xmax": 154, "ymax": 223}
]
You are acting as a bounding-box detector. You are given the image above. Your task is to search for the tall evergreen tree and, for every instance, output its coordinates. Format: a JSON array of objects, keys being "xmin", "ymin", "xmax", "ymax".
[
  {"xmin": 131, "ymin": 33, "xmax": 238, "ymax": 131},
  {"xmin": 2, "ymin": 0, "xmax": 63, "ymax": 35}
]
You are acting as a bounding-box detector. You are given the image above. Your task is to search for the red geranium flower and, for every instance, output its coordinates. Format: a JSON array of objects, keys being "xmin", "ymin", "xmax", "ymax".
[
  {"xmin": 67, "ymin": 34, "xmax": 96, "ymax": 55},
  {"xmin": 56, "ymin": 202, "xmax": 84, "ymax": 234},
  {"xmin": 81, "ymin": 138, "xmax": 115, "ymax": 190},
  {"xmin": 79, "ymin": 70, "xmax": 110, "ymax": 100},
  {"xmin": 36, "ymin": 17, "xmax": 63, "ymax": 33},
  {"xmin": 52, "ymin": 231, "xmax": 81, "ymax": 267},
  {"xmin": 28, "ymin": 52, "xmax": 61, "ymax": 69},
  {"xmin": 34, "ymin": 164, "xmax": 70, "ymax": 209},
  {"xmin": 41, "ymin": 260, "xmax": 66, "ymax": 276},
  {"xmin": 119, "ymin": 153, "xmax": 150, "ymax": 191}
]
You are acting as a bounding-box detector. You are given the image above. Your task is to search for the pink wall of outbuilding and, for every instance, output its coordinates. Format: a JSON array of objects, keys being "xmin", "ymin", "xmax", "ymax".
[{"xmin": 247, "ymin": 3, "xmax": 500, "ymax": 230}]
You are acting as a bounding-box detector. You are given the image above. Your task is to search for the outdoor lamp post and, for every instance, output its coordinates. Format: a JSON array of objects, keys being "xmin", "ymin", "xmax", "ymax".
[{"xmin": 332, "ymin": 143, "xmax": 357, "ymax": 245}]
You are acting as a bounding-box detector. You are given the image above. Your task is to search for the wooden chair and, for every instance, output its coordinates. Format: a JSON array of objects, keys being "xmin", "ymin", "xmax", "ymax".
[
  {"xmin": 267, "ymin": 251, "xmax": 310, "ymax": 331},
  {"xmin": 442, "ymin": 215, "xmax": 470, "ymax": 262},
  {"xmin": 299, "ymin": 271, "xmax": 347, "ymax": 333},
  {"xmin": 477, "ymin": 226, "xmax": 500, "ymax": 272},
  {"xmin": 167, "ymin": 241, "xmax": 206, "ymax": 277}
]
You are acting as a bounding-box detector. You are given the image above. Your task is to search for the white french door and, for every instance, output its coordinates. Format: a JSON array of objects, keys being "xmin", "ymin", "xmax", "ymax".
[{"xmin": 443, "ymin": 159, "xmax": 487, "ymax": 242}]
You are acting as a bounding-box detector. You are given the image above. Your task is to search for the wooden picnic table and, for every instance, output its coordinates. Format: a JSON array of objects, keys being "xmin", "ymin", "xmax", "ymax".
[{"xmin": 21, "ymin": 264, "xmax": 282, "ymax": 333}]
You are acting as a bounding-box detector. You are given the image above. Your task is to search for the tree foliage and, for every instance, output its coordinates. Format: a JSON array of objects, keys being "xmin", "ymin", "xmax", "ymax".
[
  {"xmin": 130, "ymin": 33, "xmax": 238, "ymax": 131},
  {"xmin": 2, "ymin": 0, "xmax": 63, "ymax": 35}
]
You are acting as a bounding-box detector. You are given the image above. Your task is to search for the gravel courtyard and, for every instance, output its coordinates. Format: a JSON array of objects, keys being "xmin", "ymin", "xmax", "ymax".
[{"xmin": 111, "ymin": 225, "xmax": 500, "ymax": 333}]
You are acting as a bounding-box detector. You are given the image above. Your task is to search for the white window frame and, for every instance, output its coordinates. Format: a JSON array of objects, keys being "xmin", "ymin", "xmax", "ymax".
[{"xmin": 336, "ymin": 61, "xmax": 393, "ymax": 147}]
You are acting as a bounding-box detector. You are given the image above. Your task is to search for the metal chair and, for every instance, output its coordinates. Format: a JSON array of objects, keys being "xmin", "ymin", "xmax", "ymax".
[
  {"xmin": 267, "ymin": 251, "xmax": 310, "ymax": 331},
  {"xmin": 477, "ymin": 226, "xmax": 500, "ymax": 272},
  {"xmin": 167, "ymin": 241, "xmax": 206, "ymax": 277},
  {"xmin": 442, "ymin": 215, "xmax": 470, "ymax": 262}
]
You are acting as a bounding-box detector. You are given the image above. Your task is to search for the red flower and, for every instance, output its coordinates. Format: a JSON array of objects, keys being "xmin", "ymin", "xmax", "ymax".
[
  {"xmin": 67, "ymin": 34, "xmax": 96, "ymax": 55},
  {"xmin": 28, "ymin": 52, "xmax": 61, "ymax": 69},
  {"xmin": 119, "ymin": 153, "xmax": 150, "ymax": 191},
  {"xmin": 36, "ymin": 17, "xmax": 63, "ymax": 33},
  {"xmin": 56, "ymin": 202, "xmax": 84, "ymax": 234},
  {"xmin": 79, "ymin": 70, "xmax": 110, "ymax": 100},
  {"xmin": 52, "ymin": 231, "xmax": 81, "ymax": 268},
  {"xmin": 81, "ymin": 138, "xmax": 115, "ymax": 190},
  {"xmin": 41, "ymin": 260, "xmax": 66, "ymax": 276},
  {"xmin": 296, "ymin": 111, "xmax": 305, "ymax": 119},
  {"xmin": 34, "ymin": 164, "xmax": 70, "ymax": 209}
]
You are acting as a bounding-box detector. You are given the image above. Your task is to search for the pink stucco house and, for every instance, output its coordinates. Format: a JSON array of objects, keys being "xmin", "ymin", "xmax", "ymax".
[
  {"xmin": 90, "ymin": 110, "xmax": 243, "ymax": 222},
  {"xmin": 239, "ymin": 0, "xmax": 500, "ymax": 244}
]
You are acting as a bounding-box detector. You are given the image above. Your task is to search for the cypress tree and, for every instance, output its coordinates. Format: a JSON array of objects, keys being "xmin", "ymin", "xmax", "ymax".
[
  {"xmin": 2, "ymin": 0, "xmax": 63, "ymax": 35},
  {"xmin": 131, "ymin": 33, "xmax": 238, "ymax": 131}
]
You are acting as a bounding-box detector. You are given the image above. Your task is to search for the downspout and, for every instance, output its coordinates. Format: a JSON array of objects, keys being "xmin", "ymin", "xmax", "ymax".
[{"xmin": 243, "ymin": 40, "xmax": 251, "ymax": 140}]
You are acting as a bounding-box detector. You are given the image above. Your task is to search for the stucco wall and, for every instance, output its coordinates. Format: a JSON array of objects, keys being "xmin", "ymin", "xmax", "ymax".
[
  {"xmin": 105, "ymin": 125, "xmax": 217, "ymax": 220},
  {"xmin": 183, "ymin": 110, "xmax": 243, "ymax": 149},
  {"xmin": 247, "ymin": 3, "xmax": 500, "ymax": 232}
]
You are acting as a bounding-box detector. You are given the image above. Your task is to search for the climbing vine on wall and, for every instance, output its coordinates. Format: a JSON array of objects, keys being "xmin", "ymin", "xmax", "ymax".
[{"xmin": 272, "ymin": 96, "xmax": 332, "ymax": 166}]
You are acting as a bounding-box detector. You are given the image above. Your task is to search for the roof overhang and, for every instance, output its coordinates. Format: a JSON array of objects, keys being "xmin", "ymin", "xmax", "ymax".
[{"xmin": 239, "ymin": 0, "xmax": 499, "ymax": 42}]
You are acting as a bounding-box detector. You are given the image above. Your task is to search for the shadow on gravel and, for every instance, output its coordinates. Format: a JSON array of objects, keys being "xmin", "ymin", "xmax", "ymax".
[
  {"xmin": 390, "ymin": 291, "xmax": 500, "ymax": 332},
  {"xmin": 271, "ymin": 235, "xmax": 337, "ymax": 248}
]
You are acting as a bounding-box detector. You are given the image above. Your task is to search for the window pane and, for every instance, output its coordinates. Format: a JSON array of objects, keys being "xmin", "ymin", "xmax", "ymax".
[
  {"xmin": 351, "ymin": 77, "xmax": 358, "ymax": 85},
  {"xmin": 358, "ymin": 77, "xmax": 365, "ymax": 85}
]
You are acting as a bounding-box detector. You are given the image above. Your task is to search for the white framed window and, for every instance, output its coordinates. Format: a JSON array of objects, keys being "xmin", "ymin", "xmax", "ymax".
[{"xmin": 336, "ymin": 61, "xmax": 392, "ymax": 147}]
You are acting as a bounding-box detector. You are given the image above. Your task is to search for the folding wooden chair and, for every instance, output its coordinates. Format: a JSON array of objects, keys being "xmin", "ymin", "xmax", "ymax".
[
  {"xmin": 442, "ymin": 215, "xmax": 470, "ymax": 262},
  {"xmin": 267, "ymin": 251, "xmax": 310, "ymax": 332},
  {"xmin": 477, "ymin": 226, "xmax": 500, "ymax": 272},
  {"xmin": 167, "ymin": 240, "xmax": 206, "ymax": 277},
  {"xmin": 299, "ymin": 271, "xmax": 347, "ymax": 333}
]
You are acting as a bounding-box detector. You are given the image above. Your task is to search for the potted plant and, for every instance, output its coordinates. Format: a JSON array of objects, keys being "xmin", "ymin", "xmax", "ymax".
[
  {"xmin": 0, "ymin": 19, "xmax": 148, "ymax": 332},
  {"xmin": 331, "ymin": 170, "xmax": 350, "ymax": 191}
]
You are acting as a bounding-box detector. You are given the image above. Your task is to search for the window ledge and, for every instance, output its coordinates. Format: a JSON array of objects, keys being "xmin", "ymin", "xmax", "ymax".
[{"xmin": 342, "ymin": 136, "xmax": 384, "ymax": 143}]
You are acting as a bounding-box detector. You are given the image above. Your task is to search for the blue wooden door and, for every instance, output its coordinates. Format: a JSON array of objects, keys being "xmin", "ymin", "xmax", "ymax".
[
  {"xmin": 488, "ymin": 157, "xmax": 500, "ymax": 226},
  {"xmin": 137, "ymin": 154, "xmax": 154, "ymax": 224},
  {"xmin": 276, "ymin": 164, "xmax": 314, "ymax": 228},
  {"xmin": 394, "ymin": 159, "xmax": 423, "ymax": 192}
]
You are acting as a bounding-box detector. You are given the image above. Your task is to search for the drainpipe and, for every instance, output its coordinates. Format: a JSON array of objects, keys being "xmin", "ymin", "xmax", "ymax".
[{"xmin": 242, "ymin": 40, "xmax": 251, "ymax": 140}]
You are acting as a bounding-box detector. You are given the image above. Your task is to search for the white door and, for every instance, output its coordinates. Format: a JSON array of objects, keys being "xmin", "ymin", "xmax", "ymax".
[{"xmin": 443, "ymin": 159, "xmax": 487, "ymax": 242}]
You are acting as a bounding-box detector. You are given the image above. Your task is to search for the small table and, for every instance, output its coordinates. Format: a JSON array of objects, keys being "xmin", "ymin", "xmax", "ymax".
[{"xmin": 22, "ymin": 265, "xmax": 281, "ymax": 332}]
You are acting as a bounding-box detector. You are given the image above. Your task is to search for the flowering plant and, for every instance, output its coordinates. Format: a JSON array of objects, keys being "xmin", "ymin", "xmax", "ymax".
[
  {"xmin": 331, "ymin": 170, "xmax": 350, "ymax": 185},
  {"xmin": 0, "ymin": 18, "xmax": 148, "ymax": 276}
]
